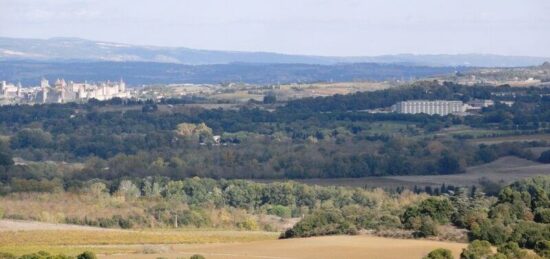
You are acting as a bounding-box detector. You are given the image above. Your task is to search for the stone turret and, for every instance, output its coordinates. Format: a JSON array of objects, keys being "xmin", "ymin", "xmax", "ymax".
[
  {"xmin": 119, "ymin": 78, "xmax": 126, "ymax": 92},
  {"xmin": 41, "ymin": 78, "xmax": 49, "ymax": 88}
]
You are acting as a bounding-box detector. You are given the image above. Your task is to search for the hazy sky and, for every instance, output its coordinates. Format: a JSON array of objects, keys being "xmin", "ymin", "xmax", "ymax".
[{"xmin": 1, "ymin": 0, "xmax": 549, "ymax": 56}]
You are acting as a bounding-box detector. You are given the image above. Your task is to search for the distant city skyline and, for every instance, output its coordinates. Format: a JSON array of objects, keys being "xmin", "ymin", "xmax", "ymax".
[{"xmin": 0, "ymin": 0, "xmax": 549, "ymax": 57}]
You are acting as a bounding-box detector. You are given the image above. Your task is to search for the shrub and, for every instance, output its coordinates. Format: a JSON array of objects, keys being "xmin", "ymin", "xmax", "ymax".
[
  {"xmin": 496, "ymin": 242, "xmax": 528, "ymax": 259},
  {"xmin": 77, "ymin": 251, "xmax": 97, "ymax": 259},
  {"xmin": 538, "ymin": 150, "xmax": 550, "ymax": 163},
  {"xmin": 534, "ymin": 208, "xmax": 550, "ymax": 223},
  {"xmin": 267, "ymin": 205, "xmax": 292, "ymax": 218},
  {"xmin": 469, "ymin": 219, "xmax": 512, "ymax": 245},
  {"xmin": 280, "ymin": 209, "xmax": 357, "ymax": 238},
  {"xmin": 460, "ymin": 240, "xmax": 492, "ymax": 259},
  {"xmin": 18, "ymin": 251, "xmax": 74, "ymax": 259},
  {"xmin": 190, "ymin": 255, "xmax": 206, "ymax": 259},
  {"xmin": 402, "ymin": 197, "xmax": 455, "ymax": 226},
  {"xmin": 415, "ymin": 216, "xmax": 438, "ymax": 238},
  {"xmin": 534, "ymin": 240, "xmax": 550, "ymax": 258},
  {"xmin": 423, "ymin": 248, "xmax": 454, "ymax": 259}
]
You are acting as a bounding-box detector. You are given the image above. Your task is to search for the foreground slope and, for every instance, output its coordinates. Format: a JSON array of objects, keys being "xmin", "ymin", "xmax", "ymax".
[{"xmin": 0, "ymin": 219, "xmax": 466, "ymax": 259}]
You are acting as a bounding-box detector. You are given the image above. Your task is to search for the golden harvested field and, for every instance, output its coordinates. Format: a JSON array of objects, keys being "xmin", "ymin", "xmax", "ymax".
[
  {"xmin": 0, "ymin": 220, "xmax": 468, "ymax": 258},
  {"xmin": 0, "ymin": 230, "xmax": 467, "ymax": 259},
  {"xmin": 102, "ymin": 235, "xmax": 467, "ymax": 259}
]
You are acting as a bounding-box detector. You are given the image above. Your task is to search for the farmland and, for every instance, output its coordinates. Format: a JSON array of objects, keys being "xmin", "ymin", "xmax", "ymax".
[
  {"xmin": 287, "ymin": 156, "xmax": 550, "ymax": 189},
  {"xmin": 101, "ymin": 235, "xmax": 467, "ymax": 259},
  {"xmin": 0, "ymin": 219, "xmax": 467, "ymax": 259}
]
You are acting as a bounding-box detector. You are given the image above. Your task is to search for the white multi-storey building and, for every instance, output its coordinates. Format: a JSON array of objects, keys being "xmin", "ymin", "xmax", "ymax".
[{"xmin": 391, "ymin": 100, "xmax": 465, "ymax": 116}]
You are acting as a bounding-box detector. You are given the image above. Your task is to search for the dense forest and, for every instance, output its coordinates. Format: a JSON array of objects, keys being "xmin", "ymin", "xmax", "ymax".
[{"xmin": 0, "ymin": 82, "xmax": 549, "ymax": 185}]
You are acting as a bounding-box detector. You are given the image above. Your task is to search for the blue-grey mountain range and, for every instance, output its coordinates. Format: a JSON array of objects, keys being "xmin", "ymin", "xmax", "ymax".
[{"xmin": 0, "ymin": 37, "xmax": 548, "ymax": 67}]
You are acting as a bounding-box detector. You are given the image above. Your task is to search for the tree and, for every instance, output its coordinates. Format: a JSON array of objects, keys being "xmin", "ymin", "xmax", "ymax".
[
  {"xmin": 176, "ymin": 122, "xmax": 213, "ymax": 140},
  {"xmin": 0, "ymin": 140, "xmax": 13, "ymax": 167},
  {"xmin": 424, "ymin": 248, "xmax": 454, "ymax": 259},
  {"xmin": 438, "ymin": 151, "xmax": 464, "ymax": 174},
  {"xmin": 534, "ymin": 240, "xmax": 550, "ymax": 258},
  {"xmin": 116, "ymin": 180, "xmax": 141, "ymax": 200},
  {"xmin": 534, "ymin": 208, "xmax": 550, "ymax": 223},
  {"xmin": 10, "ymin": 128, "xmax": 52, "ymax": 149},
  {"xmin": 416, "ymin": 215, "xmax": 438, "ymax": 237},
  {"xmin": 402, "ymin": 197, "xmax": 455, "ymax": 226},
  {"xmin": 263, "ymin": 93, "xmax": 277, "ymax": 104},
  {"xmin": 496, "ymin": 242, "xmax": 529, "ymax": 259},
  {"xmin": 280, "ymin": 209, "xmax": 357, "ymax": 238},
  {"xmin": 538, "ymin": 150, "xmax": 550, "ymax": 163},
  {"xmin": 460, "ymin": 240, "xmax": 492, "ymax": 259}
]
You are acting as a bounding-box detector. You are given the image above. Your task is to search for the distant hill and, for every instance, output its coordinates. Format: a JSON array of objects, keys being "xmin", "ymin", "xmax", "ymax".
[
  {"xmin": 0, "ymin": 61, "xmax": 466, "ymax": 85},
  {"xmin": 0, "ymin": 37, "xmax": 548, "ymax": 67}
]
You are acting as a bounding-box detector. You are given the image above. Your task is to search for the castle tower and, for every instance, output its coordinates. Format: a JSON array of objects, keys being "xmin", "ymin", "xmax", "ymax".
[
  {"xmin": 41, "ymin": 78, "xmax": 49, "ymax": 88},
  {"xmin": 119, "ymin": 78, "xmax": 126, "ymax": 92},
  {"xmin": 0, "ymin": 81, "xmax": 6, "ymax": 95},
  {"xmin": 16, "ymin": 82, "xmax": 22, "ymax": 97}
]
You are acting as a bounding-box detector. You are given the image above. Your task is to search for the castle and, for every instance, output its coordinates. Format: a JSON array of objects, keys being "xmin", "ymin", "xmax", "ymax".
[{"xmin": 0, "ymin": 79, "xmax": 130, "ymax": 104}]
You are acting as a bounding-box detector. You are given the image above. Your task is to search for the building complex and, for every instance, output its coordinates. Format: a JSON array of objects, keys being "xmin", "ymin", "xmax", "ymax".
[
  {"xmin": 0, "ymin": 79, "xmax": 130, "ymax": 104},
  {"xmin": 391, "ymin": 100, "xmax": 465, "ymax": 115}
]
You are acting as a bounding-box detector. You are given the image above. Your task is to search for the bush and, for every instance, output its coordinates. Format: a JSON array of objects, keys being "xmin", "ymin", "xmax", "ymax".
[
  {"xmin": 18, "ymin": 251, "xmax": 74, "ymax": 259},
  {"xmin": 280, "ymin": 209, "xmax": 357, "ymax": 238},
  {"xmin": 190, "ymin": 255, "xmax": 206, "ymax": 259},
  {"xmin": 534, "ymin": 208, "xmax": 550, "ymax": 223},
  {"xmin": 538, "ymin": 150, "xmax": 550, "ymax": 163},
  {"xmin": 402, "ymin": 197, "xmax": 455, "ymax": 226},
  {"xmin": 534, "ymin": 240, "xmax": 550, "ymax": 258},
  {"xmin": 460, "ymin": 240, "xmax": 492, "ymax": 259},
  {"xmin": 423, "ymin": 248, "xmax": 454, "ymax": 259},
  {"xmin": 469, "ymin": 219, "xmax": 512, "ymax": 245},
  {"xmin": 77, "ymin": 251, "xmax": 97, "ymax": 259},
  {"xmin": 267, "ymin": 205, "xmax": 292, "ymax": 218},
  {"xmin": 496, "ymin": 242, "xmax": 528, "ymax": 259},
  {"xmin": 415, "ymin": 216, "xmax": 439, "ymax": 238}
]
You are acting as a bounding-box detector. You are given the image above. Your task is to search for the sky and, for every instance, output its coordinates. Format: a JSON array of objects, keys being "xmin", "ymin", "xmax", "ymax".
[{"xmin": 0, "ymin": 0, "xmax": 549, "ymax": 57}]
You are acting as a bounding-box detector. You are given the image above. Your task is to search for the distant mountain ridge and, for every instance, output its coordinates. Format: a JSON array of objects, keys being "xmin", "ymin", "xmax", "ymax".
[
  {"xmin": 0, "ymin": 37, "xmax": 548, "ymax": 67},
  {"xmin": 0, "ymin": 60, "xmax": 467, "ymax": 85}
]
